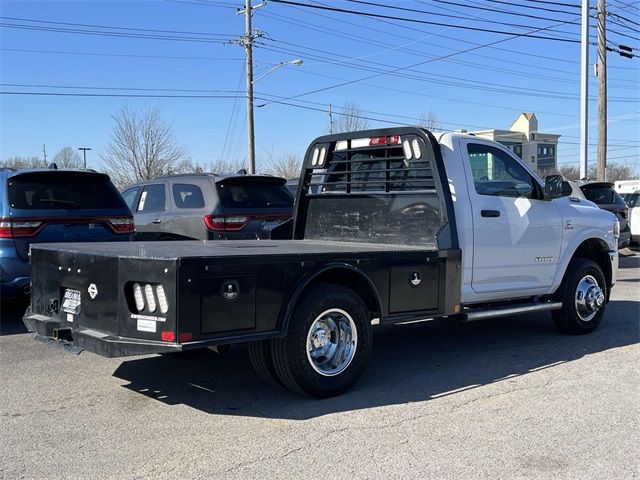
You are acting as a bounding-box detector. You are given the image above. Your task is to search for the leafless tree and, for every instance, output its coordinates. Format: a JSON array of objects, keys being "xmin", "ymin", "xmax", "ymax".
[
  {"xmin": 101, "ymin": 105, "xmax": 191, "ymax": 189},
  {"xmin": 557, "ymin": 164, "xmax": 581, "ymax": 180},
  {"xmin": 53, "ymin": 147, "xmax": 83, "ymax": 168},
  {"xmin": 0, "ymin": 156, "xmax": 46, "ymax": 169},
  {"xmin": 330, "ymin": 102, "xmax": 369, "ymax": 133},
  {"xmin": 543, "ymin": 163, "xmax": 637, "ymax": 183},
  {"xmin": 589, "ymin": 163, "xmax": 638, "ymax": 183},
  {"xmin": 265, "ymin": 153, "xmax": 302, "ymax": 179},
  {"xmin": 419, "ymin": 111, "xmax": 442, "ymax": 131},
  {"xmin": 209, "ymin": 158, "xmax": 245, "ymax": 174}
]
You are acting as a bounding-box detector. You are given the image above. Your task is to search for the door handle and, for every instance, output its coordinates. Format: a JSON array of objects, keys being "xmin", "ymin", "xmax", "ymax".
[
  {"xmin": 481, "ymin": 209, "xmax": 501, "ymax": 218},
  {"xmin": 152, "ymin": 218, "xmax": 162, "ymax": 224}
]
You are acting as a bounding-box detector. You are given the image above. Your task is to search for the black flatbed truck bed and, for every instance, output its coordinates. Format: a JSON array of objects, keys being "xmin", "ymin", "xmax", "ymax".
[
  {"xmin": 25, "ymin": 239, "xmax": 460, "ymax": 356},
  {"xmin": 24, "ymin": 126, "xmax": 463, "ymax": 397}
]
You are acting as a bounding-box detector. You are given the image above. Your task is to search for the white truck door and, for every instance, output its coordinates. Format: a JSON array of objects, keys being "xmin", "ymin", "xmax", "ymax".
[{"xmin": 461, "ymin": 140, "xmax": 563, "ymax": 294}]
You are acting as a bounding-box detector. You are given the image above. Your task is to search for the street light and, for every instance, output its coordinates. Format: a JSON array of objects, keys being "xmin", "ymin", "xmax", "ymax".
[
  {"xmin": 246, "ymin": 58, "xmax": 303, "ymax": 174},
  {"xmin": 252, "ymin": 58, "xmax": 303, "ymax": 84},
  {"xmin": 78, "ymin": 147, "xmax": 91, "ymax": 169}
]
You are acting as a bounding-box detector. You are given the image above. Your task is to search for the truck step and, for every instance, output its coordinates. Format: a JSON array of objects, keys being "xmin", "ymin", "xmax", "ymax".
[{"xmin": 462, "ymin": 301, "xmax": 562, "ymax": 322}]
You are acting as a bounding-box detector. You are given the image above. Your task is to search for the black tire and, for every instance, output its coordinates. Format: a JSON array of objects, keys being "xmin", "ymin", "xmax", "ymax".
[
  {"xmin": 248, "ymin": 340, "xmax": 282, "ymax": 387},
  {"xmin": 552, "ymin": 258, "xmax": 607, "ymax": 335},
  {"xmin": 271, "ymin": 284, "xmax": 373, "ymax": 398}
]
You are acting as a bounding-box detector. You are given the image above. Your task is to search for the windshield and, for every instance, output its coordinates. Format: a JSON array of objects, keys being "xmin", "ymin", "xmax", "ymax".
[{"xmin": 8, "ymin": 172, "xmax": 126, "ymax": 210}]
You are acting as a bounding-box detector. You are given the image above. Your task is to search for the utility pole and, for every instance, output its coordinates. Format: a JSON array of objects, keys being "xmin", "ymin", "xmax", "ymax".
[
  {"xmin": 244, "ymin": 0, "xmax": 256, "ymax": 174},
  {"xmin": 42, "ymin": 144, "xmax": 47, "ymax": 164},
  {"xmin": 579, "ymin": 0, "xmax": 589, "ymax": 180},
  {"xmin": 329, "ymin": 103, "xmax": 334, "ymax": 134},
  {"xmin": 236, "ymin": 1, "xmax": 265, "ymax": 174},
  {"xmin": 78, "ymin": 147, "xmax": 91, "ymax": 169},
  {"xmin": 596, "ymin": 0, "xmax": 607, "ymax": 181}
]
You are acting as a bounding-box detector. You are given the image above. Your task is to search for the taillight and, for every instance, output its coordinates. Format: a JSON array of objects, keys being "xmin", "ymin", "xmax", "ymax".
[
  {"xmin": 0, "ymin": 218, "xmax": 43, "ymax": 238},
  {"xmin": 203, "ymin": 215, "xmax": 249, "ymax": 232},
  {"xmin": 107, "ymin": 216, "xmax": 135, "ymax": 233}
]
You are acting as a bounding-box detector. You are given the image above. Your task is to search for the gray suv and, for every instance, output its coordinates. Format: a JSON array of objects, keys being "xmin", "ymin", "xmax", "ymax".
[{"xmin": 121, "ymin": 173, "xmax": 294, "ymax": 240}]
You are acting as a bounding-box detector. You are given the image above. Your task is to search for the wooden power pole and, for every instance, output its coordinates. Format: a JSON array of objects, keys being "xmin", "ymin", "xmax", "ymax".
[{"xmin": 596, "ymin": 0, "xmax": 607, "ymax": 181}]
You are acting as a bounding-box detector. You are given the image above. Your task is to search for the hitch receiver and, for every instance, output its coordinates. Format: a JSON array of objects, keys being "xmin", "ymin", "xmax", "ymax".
[{"xmin": 53, "ymin": 328, "xmax": 73, "ymax": 342}]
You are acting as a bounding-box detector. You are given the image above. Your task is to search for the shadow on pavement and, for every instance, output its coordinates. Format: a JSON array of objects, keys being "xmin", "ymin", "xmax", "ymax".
[
  {"xmin": 0, "ymin": 298, "xmax": 29, "ymax": 336},
  {"xmin": 113, "ymin": 297, "xmax": 639, "ymax": 420}
]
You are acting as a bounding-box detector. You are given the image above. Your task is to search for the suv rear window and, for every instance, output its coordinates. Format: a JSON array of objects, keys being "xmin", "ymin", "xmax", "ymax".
[
  {"xmin": 582, "ymin": 186, "xmax": 627, "ymax": 207},
  {"xmin": 216, "ymin": 178, "xmax": 293, "ymax": 209},
  {"xmin": 8, "ymin": 172, "xmax": 126, "ymax": 210}
]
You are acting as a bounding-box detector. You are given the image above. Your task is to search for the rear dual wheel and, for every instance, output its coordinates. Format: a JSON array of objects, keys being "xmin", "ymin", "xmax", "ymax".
[{"xmin": 249, "ymin": 284, "xmax": 373, "ymax": 398}]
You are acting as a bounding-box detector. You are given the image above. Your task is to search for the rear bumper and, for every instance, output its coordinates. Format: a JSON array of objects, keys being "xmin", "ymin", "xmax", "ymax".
[
  {"xmin": 0, "ymin": 244, "xmax": 30, "ymax": 298},
  {"xmin": 23, "ymin": 311, "xmax": 182, "ymax": 357}
]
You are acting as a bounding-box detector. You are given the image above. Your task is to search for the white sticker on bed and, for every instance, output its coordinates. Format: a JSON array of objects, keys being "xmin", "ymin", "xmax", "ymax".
[{"xmin": 137, "ymin": 319, "xmax": 156, "ymax": 333}]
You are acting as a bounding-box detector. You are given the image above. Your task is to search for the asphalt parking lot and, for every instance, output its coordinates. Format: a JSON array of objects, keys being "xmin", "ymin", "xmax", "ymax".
[{"xmin": 1, "ymin": 254, "xmax": 638, "ymax": 480}]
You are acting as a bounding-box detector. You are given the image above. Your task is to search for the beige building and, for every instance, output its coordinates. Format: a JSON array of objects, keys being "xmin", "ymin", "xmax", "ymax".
[{"xmin": 472, "ymin": 113, "xmax": 560, "ymax": 174}]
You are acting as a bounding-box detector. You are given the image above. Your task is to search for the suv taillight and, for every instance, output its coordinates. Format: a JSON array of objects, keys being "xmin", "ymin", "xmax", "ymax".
[
  {"xmin": 106, "ymin": 216, "xmax": 135, "ymax": 234},
  {"xmin": 203, "ymin": 215, "xmax": 249, "ymax": 232},
  {"xmin": 0, "ymin": 218, "xmax": 43, "ymax": 238}
]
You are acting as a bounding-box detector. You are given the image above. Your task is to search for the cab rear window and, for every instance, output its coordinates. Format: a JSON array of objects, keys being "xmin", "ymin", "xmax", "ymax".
[
  {"xmin": 216, "ymin": 179, "xmax": 293, "ymax": 209},
  {"xmin": 8, "ymin": 172, "xmax": 126, "ymax": 210}
]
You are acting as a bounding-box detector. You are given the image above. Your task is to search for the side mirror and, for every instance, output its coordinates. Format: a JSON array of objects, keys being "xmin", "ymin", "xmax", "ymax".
[{"xmin": 544, "ymin": 175, "xmax": 572, "ymax": 200}]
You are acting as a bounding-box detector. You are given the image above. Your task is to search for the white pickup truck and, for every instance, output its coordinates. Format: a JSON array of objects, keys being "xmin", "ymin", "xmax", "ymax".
[{"xmin": 25, "ymin": 127, "xmax": 619, "ymax": 397}]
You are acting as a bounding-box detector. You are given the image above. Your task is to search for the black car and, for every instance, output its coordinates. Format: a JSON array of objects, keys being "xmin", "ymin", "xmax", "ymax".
[
  {"xmin": 580, "ymin": 182, "xmax": 631, "ymax": 249},
  {"xmin": 121, "ymin": 173, "xmax": 294, "ymax": 241}
]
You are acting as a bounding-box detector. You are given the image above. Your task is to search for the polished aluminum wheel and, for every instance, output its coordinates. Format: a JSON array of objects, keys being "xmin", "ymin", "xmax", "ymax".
[
  {"xmin": 306, "ymin": 308, "xmax": 358, "ymax": 377},
  {"xmin": 574, "ymin": 274, "xmax": 605, "ymax": 322}
]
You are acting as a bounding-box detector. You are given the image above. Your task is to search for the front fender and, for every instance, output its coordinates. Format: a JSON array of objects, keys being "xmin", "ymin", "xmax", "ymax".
[{"xmin": 550, "ymin": 227, "xmax": 617, "ymax": 294}]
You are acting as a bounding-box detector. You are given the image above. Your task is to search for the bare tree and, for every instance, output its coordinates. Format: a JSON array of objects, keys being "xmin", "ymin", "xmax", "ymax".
[
  {"xmin": 209, "ymin": 158, "xmax": 245, "ymax": 174},
  {"xmin": 0, "ymin": 156, "xmax": 45, "ymax": 169},
  {"xmin": 557, "ymin": 164, "xmax": 581, "ymax": 180},
  {"xmin": 330, "ymin": 102, "xmax": 369, "ymax": 133},
  {"xmin": 588, "ymin": 163, "xmax": 638, "ymax": 183},
  {"xmin": 101, "ymin": 105, "xmax": 191, "ymax": 189},
  {"xmin": 419, "ymin": 111, "xmax": 442, "ymax": 131},
  {"xmin": 265, "ymin": 153, "xmax": 302, "ymax": 179},
  {"xmin": 53, "ymin": 147, "xmax": 83, "ymax": 168}
]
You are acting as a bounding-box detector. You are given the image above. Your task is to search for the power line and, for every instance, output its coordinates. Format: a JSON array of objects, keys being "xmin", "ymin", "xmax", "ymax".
[
  {"xmin": 0, "ymin": 22, "xmax": 231, "ymax": 44},
  {"xmin": 268, "ymin": 0, "xmax": 582, "ymax": 43},
  {"xmin": 0, "ymin": 16, "xmax": 233, "ymax": 37},
  {"xmin": 342, "ymin": 0, "xmax": 582, "ymax": 38},
  {"xmin": 0, "ymin": 47, "xmax": 244, "ymax": 61}
]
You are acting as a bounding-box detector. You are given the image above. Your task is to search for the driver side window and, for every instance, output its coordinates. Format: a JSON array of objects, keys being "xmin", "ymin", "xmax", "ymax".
[{"xmin": 467, "ymin": 143, "xmax": 537, "ymax": 199}]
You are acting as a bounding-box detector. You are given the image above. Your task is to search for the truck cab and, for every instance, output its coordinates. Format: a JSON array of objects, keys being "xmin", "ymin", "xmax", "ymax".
[{"xmin": 438, "ymin": 132, "xmax": 617, "ymax": 305}]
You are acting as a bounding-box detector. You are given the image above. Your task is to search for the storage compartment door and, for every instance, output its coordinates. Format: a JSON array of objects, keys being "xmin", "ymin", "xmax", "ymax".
[
  {"xmin": 389, "ymin": 264, "xmax": 439, "ymax": 313},
  {"xmin": 200, "ymin": 275, "xmax": 256, "ymax": 333}
]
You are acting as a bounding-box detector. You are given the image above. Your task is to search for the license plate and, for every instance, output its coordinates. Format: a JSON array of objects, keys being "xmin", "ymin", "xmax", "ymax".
[
  {"xmin": 62, "ymin": 288, "xmax": 81, "ymax": 315},
  {"xmin": 261, "ymin": 220, "xmax": 283, "ymax": 231}
]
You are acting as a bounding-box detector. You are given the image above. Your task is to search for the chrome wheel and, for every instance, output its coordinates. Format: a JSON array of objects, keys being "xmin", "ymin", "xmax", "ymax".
[
  {"xmin": 306, "ymin": 308, "xmax": 358, "ymax": 377},
  {"xmin": 574, "ymin": 274, "xmax": 605, "ymax": 322}
]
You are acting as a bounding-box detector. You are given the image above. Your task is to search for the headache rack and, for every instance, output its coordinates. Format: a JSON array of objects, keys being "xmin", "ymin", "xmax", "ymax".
[
  {"xmin": 293, "ymin": 127, "xmax": 452, "ymax": 249},
  {"xmin": 304, "ymin": 133, "xmax": 436, "ymax": 195}
]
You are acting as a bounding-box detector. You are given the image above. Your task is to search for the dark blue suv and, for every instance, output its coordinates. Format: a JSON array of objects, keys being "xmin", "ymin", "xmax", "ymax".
[{"xmin": 0, "ymin": 168, "xmax": 134, "ymax": 299}]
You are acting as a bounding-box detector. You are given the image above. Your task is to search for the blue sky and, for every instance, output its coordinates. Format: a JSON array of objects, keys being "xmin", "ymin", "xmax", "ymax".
[{"xmin": 1, "ymin": 0, "xmax": 638, "ymax": 174}]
